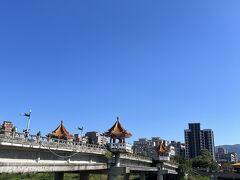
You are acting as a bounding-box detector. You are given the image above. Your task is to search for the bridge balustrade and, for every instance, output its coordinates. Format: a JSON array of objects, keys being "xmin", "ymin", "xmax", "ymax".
[
  {"xmin": 0, "ymin": 132, "xmax": 107, "ymax": 154},
  {"xmin": 120, "ymin": 153, "xmax": 152, "ymax": 162},
  {"xmin": 153, "ymin": 156, "xmax": 170, "ymax": 162},
  {"xmin": 108, "ymin": 143, "xmax": 133, "ymax": 153},
  {"xmin": 0, "ymin": 132, "xmax": 157, "ymax": 163}
]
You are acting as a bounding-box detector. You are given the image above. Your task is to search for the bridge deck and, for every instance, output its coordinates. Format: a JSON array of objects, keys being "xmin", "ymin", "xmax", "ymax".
[{"xmin": 0, "ymin": 133, "xmax": 178, "ymax": 175}]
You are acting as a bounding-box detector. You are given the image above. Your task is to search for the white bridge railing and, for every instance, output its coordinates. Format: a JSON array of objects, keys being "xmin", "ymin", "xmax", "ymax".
[
  {"xmin": 120, "ymin": 153, "xmax": 152, "ymax": 162},
  {"xmin": 0, "ymin": 132, "xmax": 107, "ymax": 154},
  {"xmin": 153, "ymin": 156, "xmax": 170, "ymax": 161},
  {"xmin": 0, "ymin": 132, "xmax": 154, "ymax": 163},
  {"xmin": 108, "ymin": 143, "xmax": 133, "ymax": 153}
]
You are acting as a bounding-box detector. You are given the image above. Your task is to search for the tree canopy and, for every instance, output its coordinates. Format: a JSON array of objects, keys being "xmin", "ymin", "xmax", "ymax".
[{"xmin": 192, "ymin": 149, "xmax": 218, "ymax": 170}]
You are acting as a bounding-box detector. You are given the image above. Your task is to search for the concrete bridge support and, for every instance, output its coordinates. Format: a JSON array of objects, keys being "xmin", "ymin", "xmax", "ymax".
[
  {"xmin": 108, "ymin": 174, "xmax": 129, "ymax": 180},
  {"xmin": 156, "ymin": 163, "xmax": 165, "ymax": 180},
  {"xmin": 140, "ymin": 172, "xmax": 146, "ymax": 180},
  {"xmin": 114, "ymin": 153, "xmax": 120, "ymax": 167},
  {"xmin": 54, "ymin": 172, "xmax": 64, "ymax": 180},
  {"xmin": 108, "ymin": 174, "xmax": 117, "ymax": 180},
  {"xmin": 123, "ymin": 173, "xmax": 130, "ymax": 180},
  {"xmin": 80, "ymin": 172, "xmax": 90, "ymax": 180},
  {"xmin": 157, "ymin": 172, "xmax": 163, "ymax": 180},
  {"xmin": 108, "ymin": 167, "xmax": 130, "ymax": 180}
]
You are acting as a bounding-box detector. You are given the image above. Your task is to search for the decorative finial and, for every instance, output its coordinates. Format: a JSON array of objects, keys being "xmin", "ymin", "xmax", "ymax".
[{"xmin": 117, "ymin": 117, "xmax": 120, "ymax": 121}]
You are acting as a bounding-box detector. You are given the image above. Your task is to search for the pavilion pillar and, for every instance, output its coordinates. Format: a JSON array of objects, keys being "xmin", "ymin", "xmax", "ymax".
[
  {"xmin": 115, "ymin": 153, "xmax": 120, "ymax": 167},
  {"xmin": 54, "ymin": 172, "xmax": 64, "ymax": 180}
]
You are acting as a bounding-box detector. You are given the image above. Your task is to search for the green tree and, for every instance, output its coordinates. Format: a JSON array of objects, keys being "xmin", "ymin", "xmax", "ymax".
[
  {"xmin": 104, "ymin": 150, "xmax": 112, "ymax": 159},
  {"xmin": 175, "ymin": 156, "xmax": 192, "ymax": 179},
  {"xmin": 192, "ymin": 149, "xmax": 218, "ymax": 171}
]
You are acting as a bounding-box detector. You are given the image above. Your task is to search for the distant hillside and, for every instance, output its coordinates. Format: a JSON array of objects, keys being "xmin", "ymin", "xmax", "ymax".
[{"xmin": 216, "ymin": 144, "xmax": 240, "ymax": 160}]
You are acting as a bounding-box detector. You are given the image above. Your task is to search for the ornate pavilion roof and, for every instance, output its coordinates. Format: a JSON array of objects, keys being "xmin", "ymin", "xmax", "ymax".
[
  {"xmin": 49, "ymin": 121, "xmax": 73, "ymax": 140},
  {"xmin": 156, "ymin": 140, "xmax": 169, "ymax": 156},
  {"xmin": 104, "ymin": 117, "xmax": 132, "ymax": 139}
]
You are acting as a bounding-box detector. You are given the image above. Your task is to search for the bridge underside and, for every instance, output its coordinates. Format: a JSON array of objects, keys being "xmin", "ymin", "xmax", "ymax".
[
  {"xmin": 109, "ymin": 166, "xmax": 177, "ymax": 175},
  {"xmin": 0, "ymin": 161, "xmax": 107, "ymax": 173}
]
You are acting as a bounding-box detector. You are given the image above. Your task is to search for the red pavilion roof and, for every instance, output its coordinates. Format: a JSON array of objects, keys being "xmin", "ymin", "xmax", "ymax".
[
  {"xmin": 156, "ymin": 140, "xmax": 169, "ymax": 156},
  {"xmin": 49, "ymin": 121, "xmax": 73, "ymax": 140},
  {"xmin": 104, "ymin": 117, "xmax": 132, "ymax": 139}
]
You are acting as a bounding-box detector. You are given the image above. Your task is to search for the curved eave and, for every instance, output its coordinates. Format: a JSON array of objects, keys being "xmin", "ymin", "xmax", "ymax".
[
  {"xmin": 104, "ymin": 131, "xmax": 132, "ymax": 138},
  {"xmin": 48, "ymin": 133, "xmax": 74, "ymax": 139}
]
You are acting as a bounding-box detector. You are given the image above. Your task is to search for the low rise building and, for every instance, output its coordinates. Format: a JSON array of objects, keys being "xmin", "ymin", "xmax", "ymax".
[
  {"xmin": 85, "ymin": 131, "xmax": 107, "ymax": 145},
  {"xmin": 169, "ymin": 141, "xmax": 185, "ymax": 158},
  {"xmin": 215, "ymin": 147, "xmax": 238, "ymax": 163},
  {"xmin": 133, "ymin": 137, "xmax": 178, "ymax": 158}
]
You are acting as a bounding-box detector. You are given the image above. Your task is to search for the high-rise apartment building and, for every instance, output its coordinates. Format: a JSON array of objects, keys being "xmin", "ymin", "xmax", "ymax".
[
  {"xmin": 201, "ymin": 129, "xmax": 215, "ymax": 159},
  {"xmin": 185, "ymin": 123, "xmax": 201, "ymax": 159},
  {"xmin": 185, "ymin": 123, "xmax": 215, "ymax": 159}
]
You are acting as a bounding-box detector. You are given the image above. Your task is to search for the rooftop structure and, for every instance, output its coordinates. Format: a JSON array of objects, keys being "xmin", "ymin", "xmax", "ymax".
[
  {"xmin": 104, "ymin": 117, "xmax": 132, "ymax": 143},
  {"xmin": 104, "ymin": 117, "xmax": 133, "ymax": 166},
  {"xmin": 154, "ymin": 140, "xmax": 172, "ymax": 162},
  {"xmin": 48, "ymin": 121, "xmax": 73, "ymax": 140},
  {"xmin": 156, "ymin": 140, "xmax": 169, "ymax": 156}
]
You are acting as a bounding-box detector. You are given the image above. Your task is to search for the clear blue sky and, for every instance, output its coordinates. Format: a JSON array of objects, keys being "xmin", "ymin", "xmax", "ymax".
[{"xmin": 0, "ymin": 1, "xmax": 240, "ymax": 146}]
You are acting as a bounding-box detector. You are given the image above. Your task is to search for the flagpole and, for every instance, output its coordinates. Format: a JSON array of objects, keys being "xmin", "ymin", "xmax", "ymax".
[
  {"xmin": 22, "ymin": 110, "xmax": 31, "ymax": 137},
  {"xmin": 26, "ymin": 110, "xmax": 31, "ymax": 133},
  {"xmin": 81, "ymin": 127, "xmax": 83, "ymax": 138}
]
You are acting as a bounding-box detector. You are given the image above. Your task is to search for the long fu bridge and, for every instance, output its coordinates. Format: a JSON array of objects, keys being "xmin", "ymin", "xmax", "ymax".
[{"xmin": 0, "ymin": 118, "xmax": 178, "ymax": 180}]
